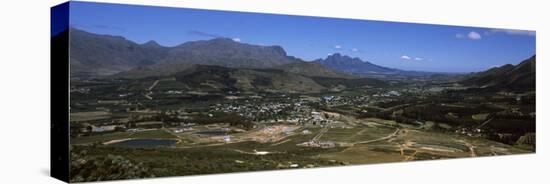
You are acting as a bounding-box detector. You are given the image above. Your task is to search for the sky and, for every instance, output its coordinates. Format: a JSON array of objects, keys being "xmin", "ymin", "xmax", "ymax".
[{"xmin": 68, "ymin": 1, "xmax": 535, "ymax": 73}]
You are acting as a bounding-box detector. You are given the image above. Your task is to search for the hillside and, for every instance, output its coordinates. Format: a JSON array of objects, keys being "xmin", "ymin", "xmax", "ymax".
[
  {"xmin": 461, "ymin": 55, "xmax": 535, "ymax": 91},
  {"xmin": 275, "ymin": 61, "xmax": 355, "ymax": 79},
  {"xmin": 173, "ymin": 65, "xmax": 326, "ymax": 93},
  {"xmin": 108, "ymin": 63, "xmax": 195, "ymax": 79}
]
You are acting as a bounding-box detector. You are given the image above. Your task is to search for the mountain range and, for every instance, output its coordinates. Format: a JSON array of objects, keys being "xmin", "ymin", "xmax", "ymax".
[
  {"xmin": 66, "ymin": 28, "xmax": 535, "ymax": 93},
  {"xmin": 69, "ymin": 28, "xmax": 398, "ymax": 78},
  {"xmin": 69, "ymin": 28, "xmax": 333, "ymax": 77},
  {"xmin": 314, "ymin": 53, "xmax": 399, "ymax": 74},
  {"xmin": 313, "ymin": 53, "xmax": 441, "ymax": 78}
]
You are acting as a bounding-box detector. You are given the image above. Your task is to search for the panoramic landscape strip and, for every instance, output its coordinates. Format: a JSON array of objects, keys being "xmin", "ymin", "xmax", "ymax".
[{"xmin": 53, "ymin": 1, "xmax": 535, "ymax": 182}]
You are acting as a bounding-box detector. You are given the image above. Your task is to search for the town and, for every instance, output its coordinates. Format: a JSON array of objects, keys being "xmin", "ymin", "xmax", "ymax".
[{"xmin": 69, "ymin": 74, "xmax": 535, "ymax": 183}]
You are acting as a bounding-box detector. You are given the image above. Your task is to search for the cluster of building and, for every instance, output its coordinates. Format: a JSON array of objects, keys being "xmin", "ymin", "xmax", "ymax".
[{"xmin": 296, "ymin": 140, "xmax": 337, "ymax": 148}]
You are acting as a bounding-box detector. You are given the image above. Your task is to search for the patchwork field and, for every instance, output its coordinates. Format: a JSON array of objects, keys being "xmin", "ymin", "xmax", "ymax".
[{"xmin": 71, "ymin": 116, "xmax": 532, "ymax": 181}]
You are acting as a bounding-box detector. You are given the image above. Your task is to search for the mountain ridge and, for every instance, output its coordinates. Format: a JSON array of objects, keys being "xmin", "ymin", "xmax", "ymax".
[
  {"xmin": 69, "ymin": 28, "xmax": 350, "ymax": 79},
  {"xmin": 314, "ymin": 53, "xmax": 399, "ymax": 74},
  {"xmin": 313, "ymin": 53, "xmax": 439, "ymax": 78},
  {"xmin": 460, "ymin": 55, "xmax": 535, "ymax": 91}
]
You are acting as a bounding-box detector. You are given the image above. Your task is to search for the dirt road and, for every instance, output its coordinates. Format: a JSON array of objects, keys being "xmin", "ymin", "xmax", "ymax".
[
  {"xmin": 355, "ymin": 128, "xmax": 401, "ymax": 144},
  {"xmin": 311, "ymin": 126, "xmax": 329, "ymax": 141}
]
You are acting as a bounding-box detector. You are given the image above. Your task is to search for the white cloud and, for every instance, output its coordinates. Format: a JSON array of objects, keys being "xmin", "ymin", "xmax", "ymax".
[
  {"xmin": 352, "ymin": 48, "xmax": 358, "ymax": 52},
  {"xmin": 489, "ymin": 29, "xmax": 535, "ymax": 36},
  {"xmin": 455, "ymin": 31, "xmax": 482, "ymax": 40},
  {"xmin": 232, "ymin": 38, "xmax": 241, "ymax": 42},
  {"xmin": 334, "ymin": 45, "xmax": 342, "ymax": 49},
  {"xmin": 401, "ymin": 55, "xmax": 425, "ymax": 61},
  {"xmin": 467, "ymin": 31, "xmax": 482, "ymax": 40}
]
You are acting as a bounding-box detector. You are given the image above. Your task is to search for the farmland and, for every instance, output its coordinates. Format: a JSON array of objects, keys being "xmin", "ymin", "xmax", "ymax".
[{"xmin": 69, "ymin": 81, "xmax": 535, "ymax": 182}]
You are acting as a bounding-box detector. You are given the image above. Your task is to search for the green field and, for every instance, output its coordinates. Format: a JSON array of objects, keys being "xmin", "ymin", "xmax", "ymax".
[
  {"xmin": 71, "ymin": 129, "xmax": 177, "ymax": 145},
  {"xmin": 70, "ymin": 120, "xmax": 533, "ymax": 182}
]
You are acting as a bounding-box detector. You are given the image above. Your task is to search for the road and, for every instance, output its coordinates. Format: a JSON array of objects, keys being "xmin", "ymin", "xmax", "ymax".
[
  {"xmin": 142, "ymin": 80, "xmax": 160, "ymax": 100},
  {"xmin": 355, "ymin": 128, "xmax": 401, "ymax": 144},
  {"xmin": 311, "ymin": 126, "xmax": 329, "ymax": 141},
  {"xmin": 148, "ymin": 80, "xmax": 160, "ymax": 91},
  {"xmin": 476, "ymin": 117, "xmax": 495, "ymax": 129},
  {"xmin": 457, "ymin": 140, "xmax": 477, "ymax": 157},
  {"xmin": 271, "ymin": 138, "xmax": 292, "ymax": 146},
  {"xmin": 403, "ymin": 150, "xmax": 418, "ymax": 161}
]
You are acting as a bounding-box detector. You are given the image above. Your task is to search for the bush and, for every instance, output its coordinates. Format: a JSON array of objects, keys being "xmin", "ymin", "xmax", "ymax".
[{"xmin": 70, "ymin": 149, "xmax": 154, "ymax": 182}]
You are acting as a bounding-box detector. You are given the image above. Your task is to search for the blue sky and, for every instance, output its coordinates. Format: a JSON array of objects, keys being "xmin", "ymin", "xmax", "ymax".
[{"xmin": 68, "ymin": 1, "xmax": 535, "ymax": 73}]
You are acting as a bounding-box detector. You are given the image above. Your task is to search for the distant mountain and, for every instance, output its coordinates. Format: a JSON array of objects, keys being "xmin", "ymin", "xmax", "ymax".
[
  {"xmin": 314, "ymin": 53, "xmax": 400, "ymax": 75},
  {"xmin": 69, "ymin": 28, "xmax": 441, "ymax": 80},
  {"xmin": 69, "ymin": 28, "xmax": 312, "ymax": 77},
  {"xmin": 461, "ymin": 55, "xmax": 535, "ymax": 91},
  {"xmin": 69, "ymin": 28, "xmax": 168, "ymax": 76},
  {"xmin": 313, "ymin": 53, "xmax": 438, "ymax": 78},
  {"xmin": 163, "ymin": 38, "xmax": 298, "ymax": 68}
]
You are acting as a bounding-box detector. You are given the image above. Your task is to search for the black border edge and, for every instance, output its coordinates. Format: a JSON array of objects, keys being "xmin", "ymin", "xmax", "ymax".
[{"xmin": 51, "ymin": 1, "xmax": 70, "ymax": 183}]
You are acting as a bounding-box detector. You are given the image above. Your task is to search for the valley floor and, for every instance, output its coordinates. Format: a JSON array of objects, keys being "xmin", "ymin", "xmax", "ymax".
[{"xmin": 69, "ymin": 115, "xmax": 532, "ymax": 182}]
